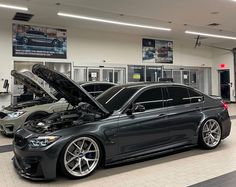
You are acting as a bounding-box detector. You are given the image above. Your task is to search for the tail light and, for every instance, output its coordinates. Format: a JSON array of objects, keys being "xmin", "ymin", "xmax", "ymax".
[{"xmin": 222, "ymin": 101, "xmax": 228, "ymax": 110}]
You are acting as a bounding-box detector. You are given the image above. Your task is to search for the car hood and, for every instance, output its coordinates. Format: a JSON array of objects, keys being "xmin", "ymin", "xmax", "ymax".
[
  {"xmin": 11, "ymin": 70, "xmax": 57, "ymax": 101},
  {"xmin": 32, "ymin": 64, "xmax": 109, "ymax": 115}
]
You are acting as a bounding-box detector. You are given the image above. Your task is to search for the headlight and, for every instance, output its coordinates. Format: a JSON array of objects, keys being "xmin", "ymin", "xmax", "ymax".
[
  {"xmin": 29, "ymin": 136, "xmax": 60, "ymax": 148},
  {"xmin": 8, "ymin": 111, "xmax": 25, "ymax": 118}
]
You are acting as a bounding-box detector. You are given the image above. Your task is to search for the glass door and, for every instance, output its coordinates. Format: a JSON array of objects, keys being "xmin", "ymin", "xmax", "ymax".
[
  {"xmin": 173, "ymin": 70, "xmax": 181, "ymax": 83},
  {"xmin": 114, "ymin": 68, "xmax": 125, "ymax": 84},
  {"xmin": 182, "ymin": 70, "xmax": 190, "ymax": 85},
  {"xmin": 74, "ymin": 67, "xmax": 87, "ymax": 82},
  {"xmin": 146, "ymin": 66, "xmax": 162, "ymax": 82},
  {"xmin": 102, "ymin": 69, "xmax": 114, "ymax": 82},
  {"xmin": 88, "ymin": 68, "xmax": 101, "ymax": 82}
]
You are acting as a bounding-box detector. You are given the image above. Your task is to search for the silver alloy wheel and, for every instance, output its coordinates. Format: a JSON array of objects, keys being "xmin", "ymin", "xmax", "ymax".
[
  {"xmin": 64, "ymin": 137, "xmax": 100, "ymax": 177},
  {"xmin": 202, "ymin": 119, "xmax": 221, "ymax": 148}
]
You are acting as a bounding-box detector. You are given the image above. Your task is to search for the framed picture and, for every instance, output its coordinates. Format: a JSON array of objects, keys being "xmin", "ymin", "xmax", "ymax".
[
  {"xmin": 12, "ymin": 23, "xmax": 67, "ymax": 59},
  {"xmin": 142, "ymin": 38, "xmax": 173, "ymax": 64}
]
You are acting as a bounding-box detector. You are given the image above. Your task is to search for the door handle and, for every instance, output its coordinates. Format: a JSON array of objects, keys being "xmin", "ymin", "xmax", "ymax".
[{"xmin": 156, "ymin": 114, "xmax": 166, "ymax": 117}]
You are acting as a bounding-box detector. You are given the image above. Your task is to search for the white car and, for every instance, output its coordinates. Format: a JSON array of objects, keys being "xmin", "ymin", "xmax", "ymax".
[{"xmin": 0, "ymin": 70, "xmax": 115, "ymax": 136}]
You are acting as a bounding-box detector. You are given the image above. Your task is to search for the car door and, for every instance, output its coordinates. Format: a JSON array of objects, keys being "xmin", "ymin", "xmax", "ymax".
[
  {"xmin": 117, "ymin": 87, "xmax": 171, "ymax": 155},
  {"xmin": 164, "ymin": 86, "xmax": 203, "ymax": 144}
]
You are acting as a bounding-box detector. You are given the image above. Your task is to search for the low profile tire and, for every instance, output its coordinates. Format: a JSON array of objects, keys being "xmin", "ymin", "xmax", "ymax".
[
  {"xmin": 199, "ymin": 119, "xmax": 222, "ymax": 149},
  {"xmin": 60, "ymin": 136, "xmax": 101, "ymax": 179}
]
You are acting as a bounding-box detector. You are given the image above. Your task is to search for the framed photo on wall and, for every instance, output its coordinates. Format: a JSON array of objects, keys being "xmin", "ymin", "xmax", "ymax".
[
  {"xmin": 12, "ymin": 23, "xmax": 67, "ymax": 59},
  {"xmin": 142, "ymin": 38, "xmax": 173, "ymax": 64}
]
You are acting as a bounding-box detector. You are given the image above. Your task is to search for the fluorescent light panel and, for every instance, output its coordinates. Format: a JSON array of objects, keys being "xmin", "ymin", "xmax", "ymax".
[
  {"xmin": 58, "ymin": 12, "xmax": 171, "ymax": 31},
  {"xmin": 185, "ymin": 30, "xmax": 236, "ymax": 40},
  {"xmin": 0, "ymin": 3, "xmax": 28, "ymax": 11}
]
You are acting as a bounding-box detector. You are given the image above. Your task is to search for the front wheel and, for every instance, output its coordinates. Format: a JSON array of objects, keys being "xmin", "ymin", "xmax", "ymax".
[
  {"xmin": 199, "ymin": 119, "xmax": 222, "ymax": 149},
  {"xmin": 60, "ymin": 136, "xmax": 101, "ymax": 179}
]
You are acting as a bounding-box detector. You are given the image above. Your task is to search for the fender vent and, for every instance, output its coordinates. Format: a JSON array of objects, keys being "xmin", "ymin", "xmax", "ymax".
[{"xmin": 13, "ymin": 12, "xmax": 34, "ymax": 22}]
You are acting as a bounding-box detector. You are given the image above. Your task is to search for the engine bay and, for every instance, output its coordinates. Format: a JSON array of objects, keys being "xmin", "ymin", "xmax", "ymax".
[{"xmin": 24, "ymin": 102, "xmax": 106, "ymax": 133}]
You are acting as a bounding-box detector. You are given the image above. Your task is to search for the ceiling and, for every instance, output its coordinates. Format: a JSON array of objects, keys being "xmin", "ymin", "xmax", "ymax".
[{"xmin": 1, "ymin": 0, "xmax": 236, "ymax": 48}]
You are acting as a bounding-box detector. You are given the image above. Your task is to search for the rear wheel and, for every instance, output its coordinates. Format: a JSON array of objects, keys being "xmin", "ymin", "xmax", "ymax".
[
  {"xmin": 199, "ymin": 119, "xmax": 222, "ymax": 149},
  {"xmin": 60, "ymin": 136, "xmax": 101, "ymax": 179}
]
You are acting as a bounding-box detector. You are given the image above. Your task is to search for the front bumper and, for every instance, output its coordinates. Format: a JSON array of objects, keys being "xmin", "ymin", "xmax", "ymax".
[
  {"xmin": 13, "ymin": 129, "xmax": 69, "ymax": 180},
  {"xmin": 0, "ymin": 115, "xmax": 26, "ymax": 136}
]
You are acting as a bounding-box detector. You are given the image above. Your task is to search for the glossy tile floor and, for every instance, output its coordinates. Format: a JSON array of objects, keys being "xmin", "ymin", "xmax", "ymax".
[{"xmin": 0, "ymin": 104, "xmax": 236, "ymax": 187}]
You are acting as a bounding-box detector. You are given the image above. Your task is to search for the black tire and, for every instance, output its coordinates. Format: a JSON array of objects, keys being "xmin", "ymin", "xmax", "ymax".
[
  {"xmin": 25, "ymin": 112, "xmax": 49, "ymax": 122},
  {"xmin": 198, "ymin": 119, "xmax": 222, "ymax": 149},
  {"xmin": 59, "ymin": 136, "xmax": 102, "ymax": 179}
]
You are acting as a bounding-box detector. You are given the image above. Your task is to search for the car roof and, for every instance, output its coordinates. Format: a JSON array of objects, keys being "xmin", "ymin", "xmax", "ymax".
[
  {"xmin": 77, "ymin": 81, "xmax": 117, "ymax": 86},
  {"xmin": 114, "ymin": 82, "xmax": 195, "ymax": 90}
]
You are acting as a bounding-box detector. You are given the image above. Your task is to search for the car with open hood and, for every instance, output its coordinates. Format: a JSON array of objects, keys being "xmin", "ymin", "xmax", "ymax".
[
  {"xmin": 0, "ymin": 70, "xmax": 115, "ymax": 136},
  {"xmin": 13, "ymin": 64, "xmax": 231, "ymax": 180}
]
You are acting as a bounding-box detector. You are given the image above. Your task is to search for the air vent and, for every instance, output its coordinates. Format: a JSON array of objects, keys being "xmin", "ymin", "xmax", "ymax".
[
  {"xmin": 207, "ymin": 23, "xmax": 220, "ymax": 27},
  {"xmin": 13, "ymin": 12, "xmax": 34, "ymax": 22}
]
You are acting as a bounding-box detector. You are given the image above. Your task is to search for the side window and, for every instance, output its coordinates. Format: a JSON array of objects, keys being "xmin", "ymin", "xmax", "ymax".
[
  {"xmin": 100, "ymin": 84, "xmax": 114, "ymax": 91},
  {"xmin": 82, "ymin": 85, "xmax": 94, "ymax": 93},
  {"xmin": 167, "ymin": 87, "xmax": 190, "ymax": 106},
  {"xmin": 134, "ymin": 88, "xmax": 163, "ymax": 110},
  {"xmin": 189, "ymin": 89, "xmax": 203, "ymax": 103}
]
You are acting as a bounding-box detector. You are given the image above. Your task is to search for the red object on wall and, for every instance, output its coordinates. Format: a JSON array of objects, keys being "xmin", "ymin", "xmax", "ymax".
[{"xmin": 220, "ymin": 64, "xmax": 226, "ymax": 69}]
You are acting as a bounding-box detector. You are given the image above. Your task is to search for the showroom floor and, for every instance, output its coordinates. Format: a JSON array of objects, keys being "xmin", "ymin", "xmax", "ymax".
[{"xmin": 0, "ymin": 105, "xmax": 236, "ymax": 187}]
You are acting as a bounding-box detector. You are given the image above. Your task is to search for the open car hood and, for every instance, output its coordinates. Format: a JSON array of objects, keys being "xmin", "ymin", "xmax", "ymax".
[
  {"xmin": 32, "ymin": 64, "xmax": 109, "ymax": 115},
  {"xmin": 11, "ymin": 70, "xmax": 57, "ymax": 101}
]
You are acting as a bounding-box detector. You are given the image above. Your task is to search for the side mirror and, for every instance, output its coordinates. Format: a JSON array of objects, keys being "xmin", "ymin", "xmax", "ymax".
[
  {"xmin": 134, "ymin": 104, "xmax": 145, "ymax": 112},
  {"xmin": 126, "ymin": 104, "xmax": 145, "ymax": 115}
]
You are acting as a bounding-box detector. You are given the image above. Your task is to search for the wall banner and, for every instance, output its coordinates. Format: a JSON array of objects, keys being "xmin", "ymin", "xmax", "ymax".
[
  {"xmin": 13, "ymin": 23, "xmax": 67, "ymax": 59},
  {"xmin": 142, "ymin": 38, "xmax": 173, "ymax": 63}
]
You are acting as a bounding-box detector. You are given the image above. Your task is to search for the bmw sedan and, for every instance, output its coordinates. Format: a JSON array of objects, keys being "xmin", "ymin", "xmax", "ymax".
[{"xmin": 13, "ymin": 64, "xmax": 231, "ymax": 180}]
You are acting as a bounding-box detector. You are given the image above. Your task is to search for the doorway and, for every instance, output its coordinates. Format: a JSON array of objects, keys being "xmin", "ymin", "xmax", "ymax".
[{"xmin": 219, "ymin": 70, "xmax": 230, "ymax": 101}]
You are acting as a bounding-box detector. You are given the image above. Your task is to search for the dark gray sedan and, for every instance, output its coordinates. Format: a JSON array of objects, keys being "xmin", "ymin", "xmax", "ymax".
[{"xmin": 13, "ymin": 64, "xmax": 231, "ymax": 180}]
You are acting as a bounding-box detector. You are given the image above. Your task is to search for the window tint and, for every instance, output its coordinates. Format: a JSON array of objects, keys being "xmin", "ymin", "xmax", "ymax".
[
  {"xmin": 97, "ymin": 86, "xmax": 140, "ymax": 112},
  {"xmin": 82, "ymin": 85, "xmax": 94, "ymax": 93},
  {"xmin": 135, "ymin": 88, "xmax": 163, "ymax": 110},
  {"xmin": 167, "ymin": 87, "xmax": 190, "ymax": 106},
  {"xmin": 189, "ymin": 89, "xmax": 203, "ymax": 103}
]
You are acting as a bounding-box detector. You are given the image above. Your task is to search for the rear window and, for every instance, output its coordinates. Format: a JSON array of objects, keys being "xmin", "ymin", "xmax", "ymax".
[
  {"xmin": 188, "ymin": 89, "xmax": 203, "ymax": 103},
  {"xmin": 167, "ymin": 86, "xmax": 190, "ymax": 106}
]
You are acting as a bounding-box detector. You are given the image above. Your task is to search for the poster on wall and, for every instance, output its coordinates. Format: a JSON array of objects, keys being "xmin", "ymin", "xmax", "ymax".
[
  {"xmin": 12, "ymin": 23, "xmax": 67, "ymax": 58},
  {"xmin": 142, "ymin": 38, "xmax": 173, "ymax": 63}
]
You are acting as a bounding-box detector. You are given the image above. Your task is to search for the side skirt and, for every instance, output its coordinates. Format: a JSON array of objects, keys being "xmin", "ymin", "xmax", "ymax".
[{"xmin": 105, "ymin": 144, "xmax": 196, "ymax": 166}]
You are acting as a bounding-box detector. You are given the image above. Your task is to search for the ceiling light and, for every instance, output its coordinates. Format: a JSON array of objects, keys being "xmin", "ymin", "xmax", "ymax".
[
  {"xmin": 185, "ymin": 30, "xmax": 236, "ymax": 40},
  {"xmin": 57, "ymin": 12, "xmax": 171, "ymax": 31},
  {"xmin": 0, "ymin": 3, "xmax": 28, "ymax": 11}
]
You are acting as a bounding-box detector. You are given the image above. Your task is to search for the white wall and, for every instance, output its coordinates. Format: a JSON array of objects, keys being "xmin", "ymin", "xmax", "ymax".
[
  {"xmin": 0, "ymin": 22, "xmax": 12, "ymax": 108},
  {"xmin": 0, "ymin": 21, "xmax": 226, "ymax": 108}
]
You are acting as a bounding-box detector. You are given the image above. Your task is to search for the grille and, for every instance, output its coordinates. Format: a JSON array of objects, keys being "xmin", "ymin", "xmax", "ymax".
[{"xmin": 14, "ymin": 134, "xmax": 27, "ymax": 148}]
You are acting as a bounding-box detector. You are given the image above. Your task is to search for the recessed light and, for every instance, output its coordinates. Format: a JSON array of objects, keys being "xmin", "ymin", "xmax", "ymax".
[
  {"xmin": 57, "ymin": 12, "xmax": 172, "ymax": 31},
  {"xmin": 0, "ymin": 3, "xmax": 28, "ymax": 11},
  {"xmin": 185, "ymin": 30, "xmax": 236, "ymax": 40}
]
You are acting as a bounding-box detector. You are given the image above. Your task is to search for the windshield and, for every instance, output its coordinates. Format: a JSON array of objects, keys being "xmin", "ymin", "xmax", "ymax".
[{"xmin": 97, "ymin": 86, "xmax": 140, "ymax": 112}]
